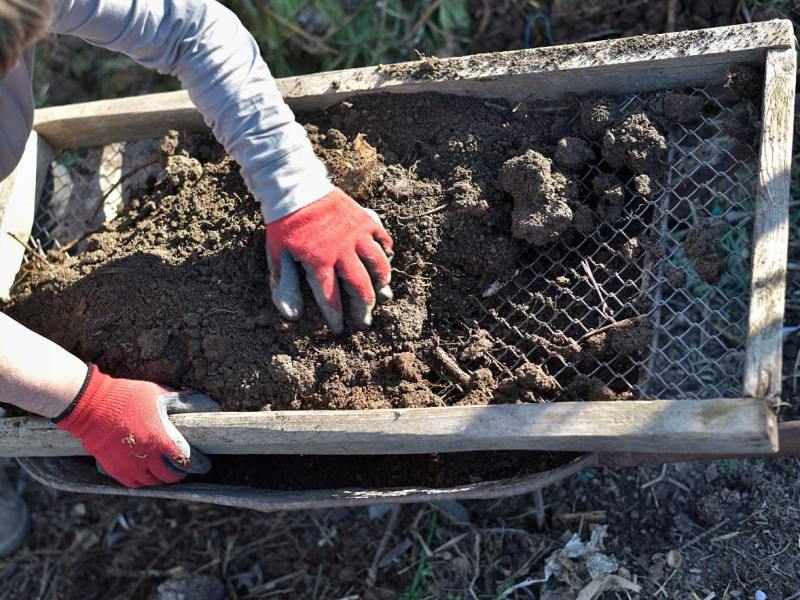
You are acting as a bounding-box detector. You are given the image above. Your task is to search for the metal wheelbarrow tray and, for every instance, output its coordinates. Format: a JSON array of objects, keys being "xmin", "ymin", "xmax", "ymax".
[{"xmin": 0, "ymin": 20, "xmax": 796, "ymax": 511}]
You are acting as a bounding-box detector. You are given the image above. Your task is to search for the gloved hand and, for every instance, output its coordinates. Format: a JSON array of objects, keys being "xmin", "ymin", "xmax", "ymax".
[
  {"xmin": 54, "ymin": 364, "xmax": 219, "ymax": 488},
  {"xmin": 266, "ymin": 187, "xmax": 394, "ymax": 334}
]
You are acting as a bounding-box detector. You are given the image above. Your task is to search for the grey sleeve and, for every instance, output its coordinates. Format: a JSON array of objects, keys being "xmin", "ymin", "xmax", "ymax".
[
  {"xmin": 0, "ymin": 48, "xmax": 36, "ymax": 183},
  {"xmin": 49, "ymin": 0, "xmax": 333, "ymax": 222}
]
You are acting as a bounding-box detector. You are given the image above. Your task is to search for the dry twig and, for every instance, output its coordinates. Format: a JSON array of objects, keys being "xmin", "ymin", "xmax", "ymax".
[{"xmin": 367, "ymin": 505, "xmax": 401, "ymax": 587}]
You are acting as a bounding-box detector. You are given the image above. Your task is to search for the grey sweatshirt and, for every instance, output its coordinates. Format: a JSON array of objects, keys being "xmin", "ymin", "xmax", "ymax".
[{"xmin": 0, "ymin": 0, "xmax": 334, "ymax": 223}]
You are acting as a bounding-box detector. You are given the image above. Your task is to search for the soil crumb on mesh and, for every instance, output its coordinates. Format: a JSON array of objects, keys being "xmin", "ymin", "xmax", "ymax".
[
  {"xmin": 622, "ymin": 237, "xmax": 640, "ymax": 261},
  {"xmin": 633, "ymin": 174, "xmax": 653, "ymax": 198},
  {"xmin": 664, "ymin": 267, "xmax": 687, "ymax": 289},
  {"xmin": 563, "ymin": 376, "xmax": 633, "ymax": 402},
  {"xmin": 662, "ymin": 92, "xmax": 705, "ymax": 124},
  {"xmin": 601, "ymin": 112, "xmax": 667, "ymax": 176},
  {"xmin": 554, "ymin": 137, "xmax": 595, "ymax": 170},
  {"xmin": 583, "ymin": 316, "xmax": 653, "ymax": 359},
  {"xmin": 724, "ymin": 64, "xmax": 762, "ymax": 101},
  {"xmin": 499, "ymin": 150, "xmax": 577, "ymax": 246},
  {"xmin": 592, "ymin": 173, "xmax": 625, "ymax": 223},
  {"xmin": 579, "ymin": 96, "xmax": 616, "ymax": 139},
  {"xmin": 684, "ymin": 222, "xmax": 728, "ymax": 284}
]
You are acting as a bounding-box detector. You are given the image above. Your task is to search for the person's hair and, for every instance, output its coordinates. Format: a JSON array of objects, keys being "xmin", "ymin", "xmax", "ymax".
[{"xmin": 0, "ymin": 0, "xmax": 52, "ymax": 75}]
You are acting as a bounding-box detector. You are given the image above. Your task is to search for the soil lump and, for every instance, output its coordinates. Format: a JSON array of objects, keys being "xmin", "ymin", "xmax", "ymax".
[
  {"xmin": 601, "ymin": 112, "xmax": 667, "ymax": 176},
  {"xmin": 499, "ymin": 150, "xmax": 576, "ymax": 246}
]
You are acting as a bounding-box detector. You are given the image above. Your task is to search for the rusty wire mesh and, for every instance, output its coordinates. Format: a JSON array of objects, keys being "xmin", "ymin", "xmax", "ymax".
[{"xmin": 24, "ymin": 85, "xmax": 759, "ymax": 402}]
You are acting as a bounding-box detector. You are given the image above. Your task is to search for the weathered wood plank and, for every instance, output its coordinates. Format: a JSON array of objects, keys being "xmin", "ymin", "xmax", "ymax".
[
  {"xmin": 596, "ymin": 420, "xmax": 800, "ymax": 467},
  {"xmin": 0, "ymin": 132, "xmax": 52, "ymax": 299},
  {"xmin": 33, "ymin": 21, "xmax": 794, "ymax": 149},
  {"xmin": 0, "ymin": 398, "xmax": 777, "ymax": 458},
  {"xmin": 743, "ymin": 46, "xmax": 796, "ymax": 413}
]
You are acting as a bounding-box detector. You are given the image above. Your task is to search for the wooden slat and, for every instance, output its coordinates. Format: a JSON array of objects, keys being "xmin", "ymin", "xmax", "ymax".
[
  {"xmin": 0, "ymin": 132, "xmax": 52, "ymax": 299},
  {"xmin": 743, "ymin": 46, "xmax": 797, "ymax": 411},
  {"xmin": 33, "ymin": 21, "xmax": 794, "ymax": 149},
  {"xmin": 0, "ymin": 398, "xmax": 777, "ymax": 458},
  {"xmin": 596, "ymin": 420, "xmax": 800, "ymax": 467}
]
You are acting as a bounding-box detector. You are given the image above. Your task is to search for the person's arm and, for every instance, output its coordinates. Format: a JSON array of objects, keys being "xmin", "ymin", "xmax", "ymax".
[
  {"xmin": 0, "ymin": 313, "xmax": 84, "ymax": 418},
  {"xmin": 0, "ymin": 47, "xmax": 35, "ymax": 183},
  {"xmin": 0, "ymin": 313, "xmax": 217, "ymax": 487},
  {"xmin": 50, "ymin": 0, "xmax": 394, "ymax": 333}
]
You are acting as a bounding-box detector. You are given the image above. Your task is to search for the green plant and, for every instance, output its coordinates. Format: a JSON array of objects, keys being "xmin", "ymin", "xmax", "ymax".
[
  {"xmin": 222, "ymin": 0, "xmax": 472, "ymax": 78},
  {"xmin": 401, "ymin": 509, "xmax": 440, "ymax": 600}
]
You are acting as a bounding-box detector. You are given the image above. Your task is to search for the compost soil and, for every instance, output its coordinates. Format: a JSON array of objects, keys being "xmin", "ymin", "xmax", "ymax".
[
  {"xmin": 198, "ymin": 450, "xmax": 579, "ymax": 490},
  {"xmin": 6, "ymin": 90, "xmax": 681, "ymax": 487},
  {"xmin": 6, "ymin": 91, "xmax": 673, "ymax": 413}
]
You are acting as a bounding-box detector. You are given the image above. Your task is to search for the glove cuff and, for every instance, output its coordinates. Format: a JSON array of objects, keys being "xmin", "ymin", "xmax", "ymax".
[
  {"xmin": 53, "ymin": 364, "xmax": 130, "ymax": 439},
  {"xmin": 51, "ymin": 362, "xmax": 94, "ymax": 424},
  {"xmin": 257, "ymin": 144, "xmax": 334, "ymax": 224}
]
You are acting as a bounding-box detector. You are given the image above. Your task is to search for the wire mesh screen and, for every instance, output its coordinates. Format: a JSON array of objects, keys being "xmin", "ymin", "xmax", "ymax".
[
  {"xmin": 463, "ymin": 86, "xmax": 758, "ymax": 401},
  {"xmin": 24, "ymin": 85, "xmax": 758, "ymax": 402},
  {"xmin": 29, "ymin": 139, "xmax": 164, "ymax": 255}
]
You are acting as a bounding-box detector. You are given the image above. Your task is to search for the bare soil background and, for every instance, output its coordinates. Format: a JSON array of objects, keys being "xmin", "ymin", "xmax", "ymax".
[{"xmin": 2, "ymin": 1, "xmax": 799, "ymax": 598}]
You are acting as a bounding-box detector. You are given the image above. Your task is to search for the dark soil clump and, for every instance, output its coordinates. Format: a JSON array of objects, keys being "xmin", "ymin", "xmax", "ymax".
[
  {"xmin": 563, "ymin": 376, "xmax": 633, "ymax": 402},
  {"xmin": 684, "ymin": 222, "xmax": 728, "ymax": 284},
  {"xmin": 724, "ymin": 64, "xmax": 762, "ymax": 101},
  {"xmin": 662, "ymin": 92, "xmax": 705, "ymax": 124},
  {"xmin": 665, "ymin": 267, "xmax": 687, "ymax": 289},
  {"xmin": 499, "ymin": 150, "xmax": 577, "ymax": 246},
  {"xmin": 592, "ymin": 173, "xmax": 625, "ymax": 223},
  {"xmin": 722, "ymin": 104, "xmax": 758, "ymax": 144},
  {"xmin": 553, "ymin": 137, "xmax": 595, "ymax": 170},
  {"xmin": 579, "ymin": 96, "xmax": 616, "ymax": 139},
  {"xmin": 583, "ymin": 316, "xmax": 653, "ymax": 360},
  {"xmin": 601, "ymin": 112, "xmax": 667, "ymax": 176}
]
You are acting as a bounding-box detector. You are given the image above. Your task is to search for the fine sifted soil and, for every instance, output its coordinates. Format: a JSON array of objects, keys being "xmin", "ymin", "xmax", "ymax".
[
  {"xmin": 5, "ymin": 90, "xmax": 680, "ymax": 487},
  {"xmin": 197, "ymin": 450, "xmax": 580, "ymax": 490}
]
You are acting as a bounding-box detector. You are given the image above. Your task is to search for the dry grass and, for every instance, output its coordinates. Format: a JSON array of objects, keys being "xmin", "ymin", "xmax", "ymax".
[{"xmin": 4, "ymin": 455, "xmax": 800, "ymax": 598}]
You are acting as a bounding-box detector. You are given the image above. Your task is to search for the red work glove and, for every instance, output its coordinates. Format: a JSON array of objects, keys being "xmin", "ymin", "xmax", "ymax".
[
  {"xmin": 266, "ymin": 187, "xmax": 394, "ymax": 334},
  {"xmin": 54, "ymin": 364, "xmax": 219, "ymax": 488}
]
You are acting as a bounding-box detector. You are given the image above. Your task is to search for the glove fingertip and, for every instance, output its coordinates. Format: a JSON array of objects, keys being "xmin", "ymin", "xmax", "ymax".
[
  {"xmin": 181, "ymin": 393, "xmax": 221, "ymax": 413},
  {"xmin": 272, "ymin": 293, "xmax": 303, "ymax": 321},
  {"xmin": 328, "ymin": 311, "xmax": 345, "ymax": 335},
  {"xmin": 341, "ymin": 281, "xmax": 375, "ymax": 331},
  {"xmin": 189, "ymin": 448, "xmax": 212, "ymax": 475},
  {"xmin": 271, "ymin": 253, "xmax": 304, "ymax": 321},
  {"xmin": 164, "ymin": 448, "xmax": 212, "ymax": 475},
  {"xmin": 377, "ymin": 285, "xmax": 394, "ymax": 303},
  {"xmin": 301, "ymin": 264, "xmax": 344, "ymax": 334}
]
